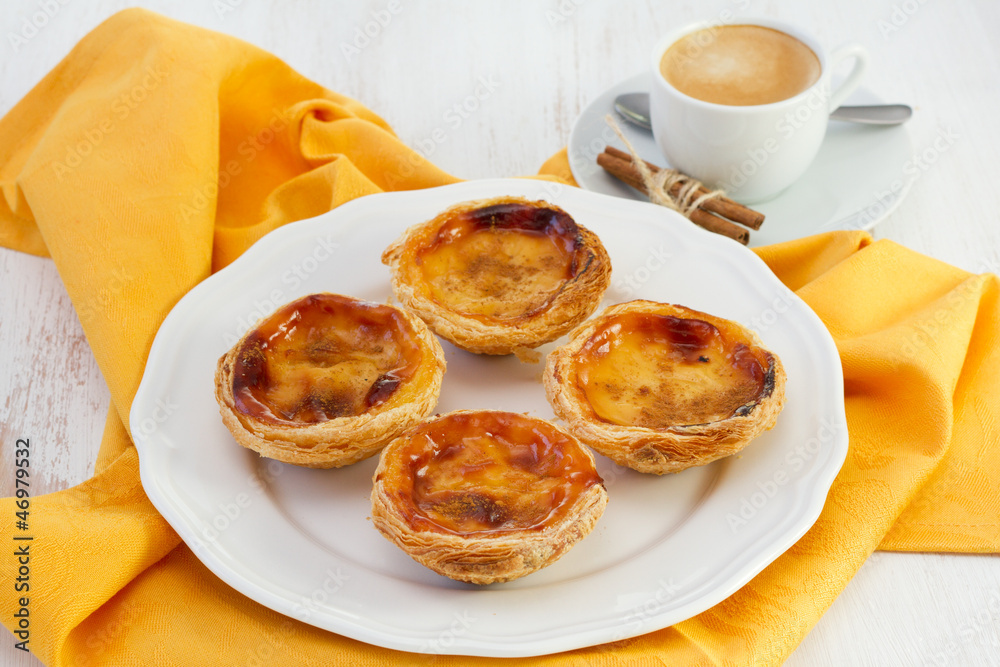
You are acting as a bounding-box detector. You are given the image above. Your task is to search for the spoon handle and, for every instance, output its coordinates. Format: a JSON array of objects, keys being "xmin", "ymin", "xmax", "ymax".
[{"xmin": 828, "ymin": 104, "xmax": 913, "ymax": 125}]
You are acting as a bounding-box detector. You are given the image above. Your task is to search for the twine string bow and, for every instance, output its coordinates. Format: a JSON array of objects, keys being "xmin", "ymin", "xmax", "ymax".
[{"xmin": 604, "ymin": 113, "xmax": 725, "ymax": 219}]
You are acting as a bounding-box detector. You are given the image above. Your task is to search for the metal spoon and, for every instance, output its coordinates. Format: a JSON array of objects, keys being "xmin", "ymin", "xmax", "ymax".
[{"xmin": 613, "ymin": 92, "xmax": 912, "ymax": 129}]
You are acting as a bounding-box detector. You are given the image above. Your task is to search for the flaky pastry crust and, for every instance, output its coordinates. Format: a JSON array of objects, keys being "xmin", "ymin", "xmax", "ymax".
[
  {"xmin": 215, "ymin": 293, "xmax": 445, "ymax": 469},
  {"xmin": 381, "ymin": 196, "xmax": 611, "ymax": 355},
  {"xmin": 370, "ymin": 410, "xmax": 608, "ymax": 584},
  {"xmin": 544, "ymin": 300, "xmax": 786, "ymax": 474}
]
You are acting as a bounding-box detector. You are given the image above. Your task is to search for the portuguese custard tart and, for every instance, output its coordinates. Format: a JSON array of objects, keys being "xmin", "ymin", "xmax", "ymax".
[
  {"xmin": 370, "ymin": 410, "xmax": 608, "ymax": 584},
  {"xmin": 381, "ymin": 196, "xmax": 612, "ymax": 355},
  {"xmin": 544, "ymin": 300, "xmax": 786, "ymax": 475},
  {"xmin": 215, "ymin": 293, "xmax": 445, "ymax": 469}
]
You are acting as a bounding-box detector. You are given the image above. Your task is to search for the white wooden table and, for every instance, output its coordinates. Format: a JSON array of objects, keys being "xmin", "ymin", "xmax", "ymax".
[{"xmin": 2, "ymin": 1, "xmax": 998, "ymax": 665}]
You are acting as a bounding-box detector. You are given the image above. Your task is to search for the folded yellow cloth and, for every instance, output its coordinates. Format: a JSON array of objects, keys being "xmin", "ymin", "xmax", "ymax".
[{"xmin": 2, "ymin": 9, "xmax": 998, "ymax": 667}]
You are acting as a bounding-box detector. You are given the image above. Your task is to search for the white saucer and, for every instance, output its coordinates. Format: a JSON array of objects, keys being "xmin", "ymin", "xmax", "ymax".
[{"xmin": 569, "ymin": 72, "xmax": 914, "ymax": 246}]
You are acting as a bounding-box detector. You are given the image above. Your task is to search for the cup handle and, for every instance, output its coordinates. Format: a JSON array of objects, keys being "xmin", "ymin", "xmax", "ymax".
[{"xmin": 826, "ymin": 43, "xmax": 869, "ymax": 111}]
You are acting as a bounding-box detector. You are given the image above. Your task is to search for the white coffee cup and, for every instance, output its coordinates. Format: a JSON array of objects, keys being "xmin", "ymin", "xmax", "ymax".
[{"xmin": 649, "ymin": 19, "xmax": 869, "ymax": 203}]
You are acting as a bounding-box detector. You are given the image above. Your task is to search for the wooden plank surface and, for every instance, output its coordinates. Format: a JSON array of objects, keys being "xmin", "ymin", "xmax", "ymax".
[{"xmin": 1, "ymin": 1, "xmax": 998, "ymax": 665}]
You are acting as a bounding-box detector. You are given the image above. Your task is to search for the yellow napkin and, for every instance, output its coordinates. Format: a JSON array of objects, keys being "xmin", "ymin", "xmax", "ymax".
[{"xmin": 2, "ymin": 9, "xmax": 997, "ymax": 666}]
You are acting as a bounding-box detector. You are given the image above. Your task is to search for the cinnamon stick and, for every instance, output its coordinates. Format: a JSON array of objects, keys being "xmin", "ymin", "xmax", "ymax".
[
  {"xmin": 597, "ymin": 152, "xmax": 750, "ymax": 245},
  {"xmin": 603, "ymin": 146, "xmax": 764, "ymax": 230}
]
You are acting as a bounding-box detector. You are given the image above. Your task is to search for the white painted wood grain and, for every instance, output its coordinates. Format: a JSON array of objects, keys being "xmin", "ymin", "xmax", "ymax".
[{"xmin": 1, "ymin": 1, "xmax": 998, "ymax": 665}]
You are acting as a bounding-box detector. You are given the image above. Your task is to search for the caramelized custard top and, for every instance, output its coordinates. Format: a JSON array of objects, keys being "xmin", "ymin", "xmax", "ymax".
[
  {"xmin": 575, "ymin": 310, "xmax": 775, "ymax": 427},
  {"xmin": 415, "ymin": 202, "xmax": 587, "ymax": 321},
  {"xmin": 231, "ymin": 294, "xmax": 423, "ymax": 425},
  {"xmin": 380, "ymin": 411, "xmax": 603, "ymax": 535}
]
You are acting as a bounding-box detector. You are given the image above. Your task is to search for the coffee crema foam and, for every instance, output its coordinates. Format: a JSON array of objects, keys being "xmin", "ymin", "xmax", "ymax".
[{"xmin": 660, "ymin": 25, "xmax": 821, "ymax": 106}]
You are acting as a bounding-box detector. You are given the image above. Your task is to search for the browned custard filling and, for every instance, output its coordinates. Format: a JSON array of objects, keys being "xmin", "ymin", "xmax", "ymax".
[
  {"xmin": 231, "ymin": 294, "xmax": 423, "ymax": 425},
  {"xmin": 382, "ymin": 411, "xmax": 603, "ymax": 535},
  {"xmin": 575, "ymin": 312, "xmax": 775, "ymax": 427},
  {"xmin": 415, "ymin": 202, "xmax": 587, "ymax": 321}
]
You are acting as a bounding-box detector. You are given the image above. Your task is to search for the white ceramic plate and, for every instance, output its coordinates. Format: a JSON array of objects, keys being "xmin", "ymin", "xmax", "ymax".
[
  {"xmin": 569, "ymin": 72, "xmax": 914, "ymax": 246},
  {"xmin": 131, "ymin": 179, "xmax": 848, "ymax": 657}
]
